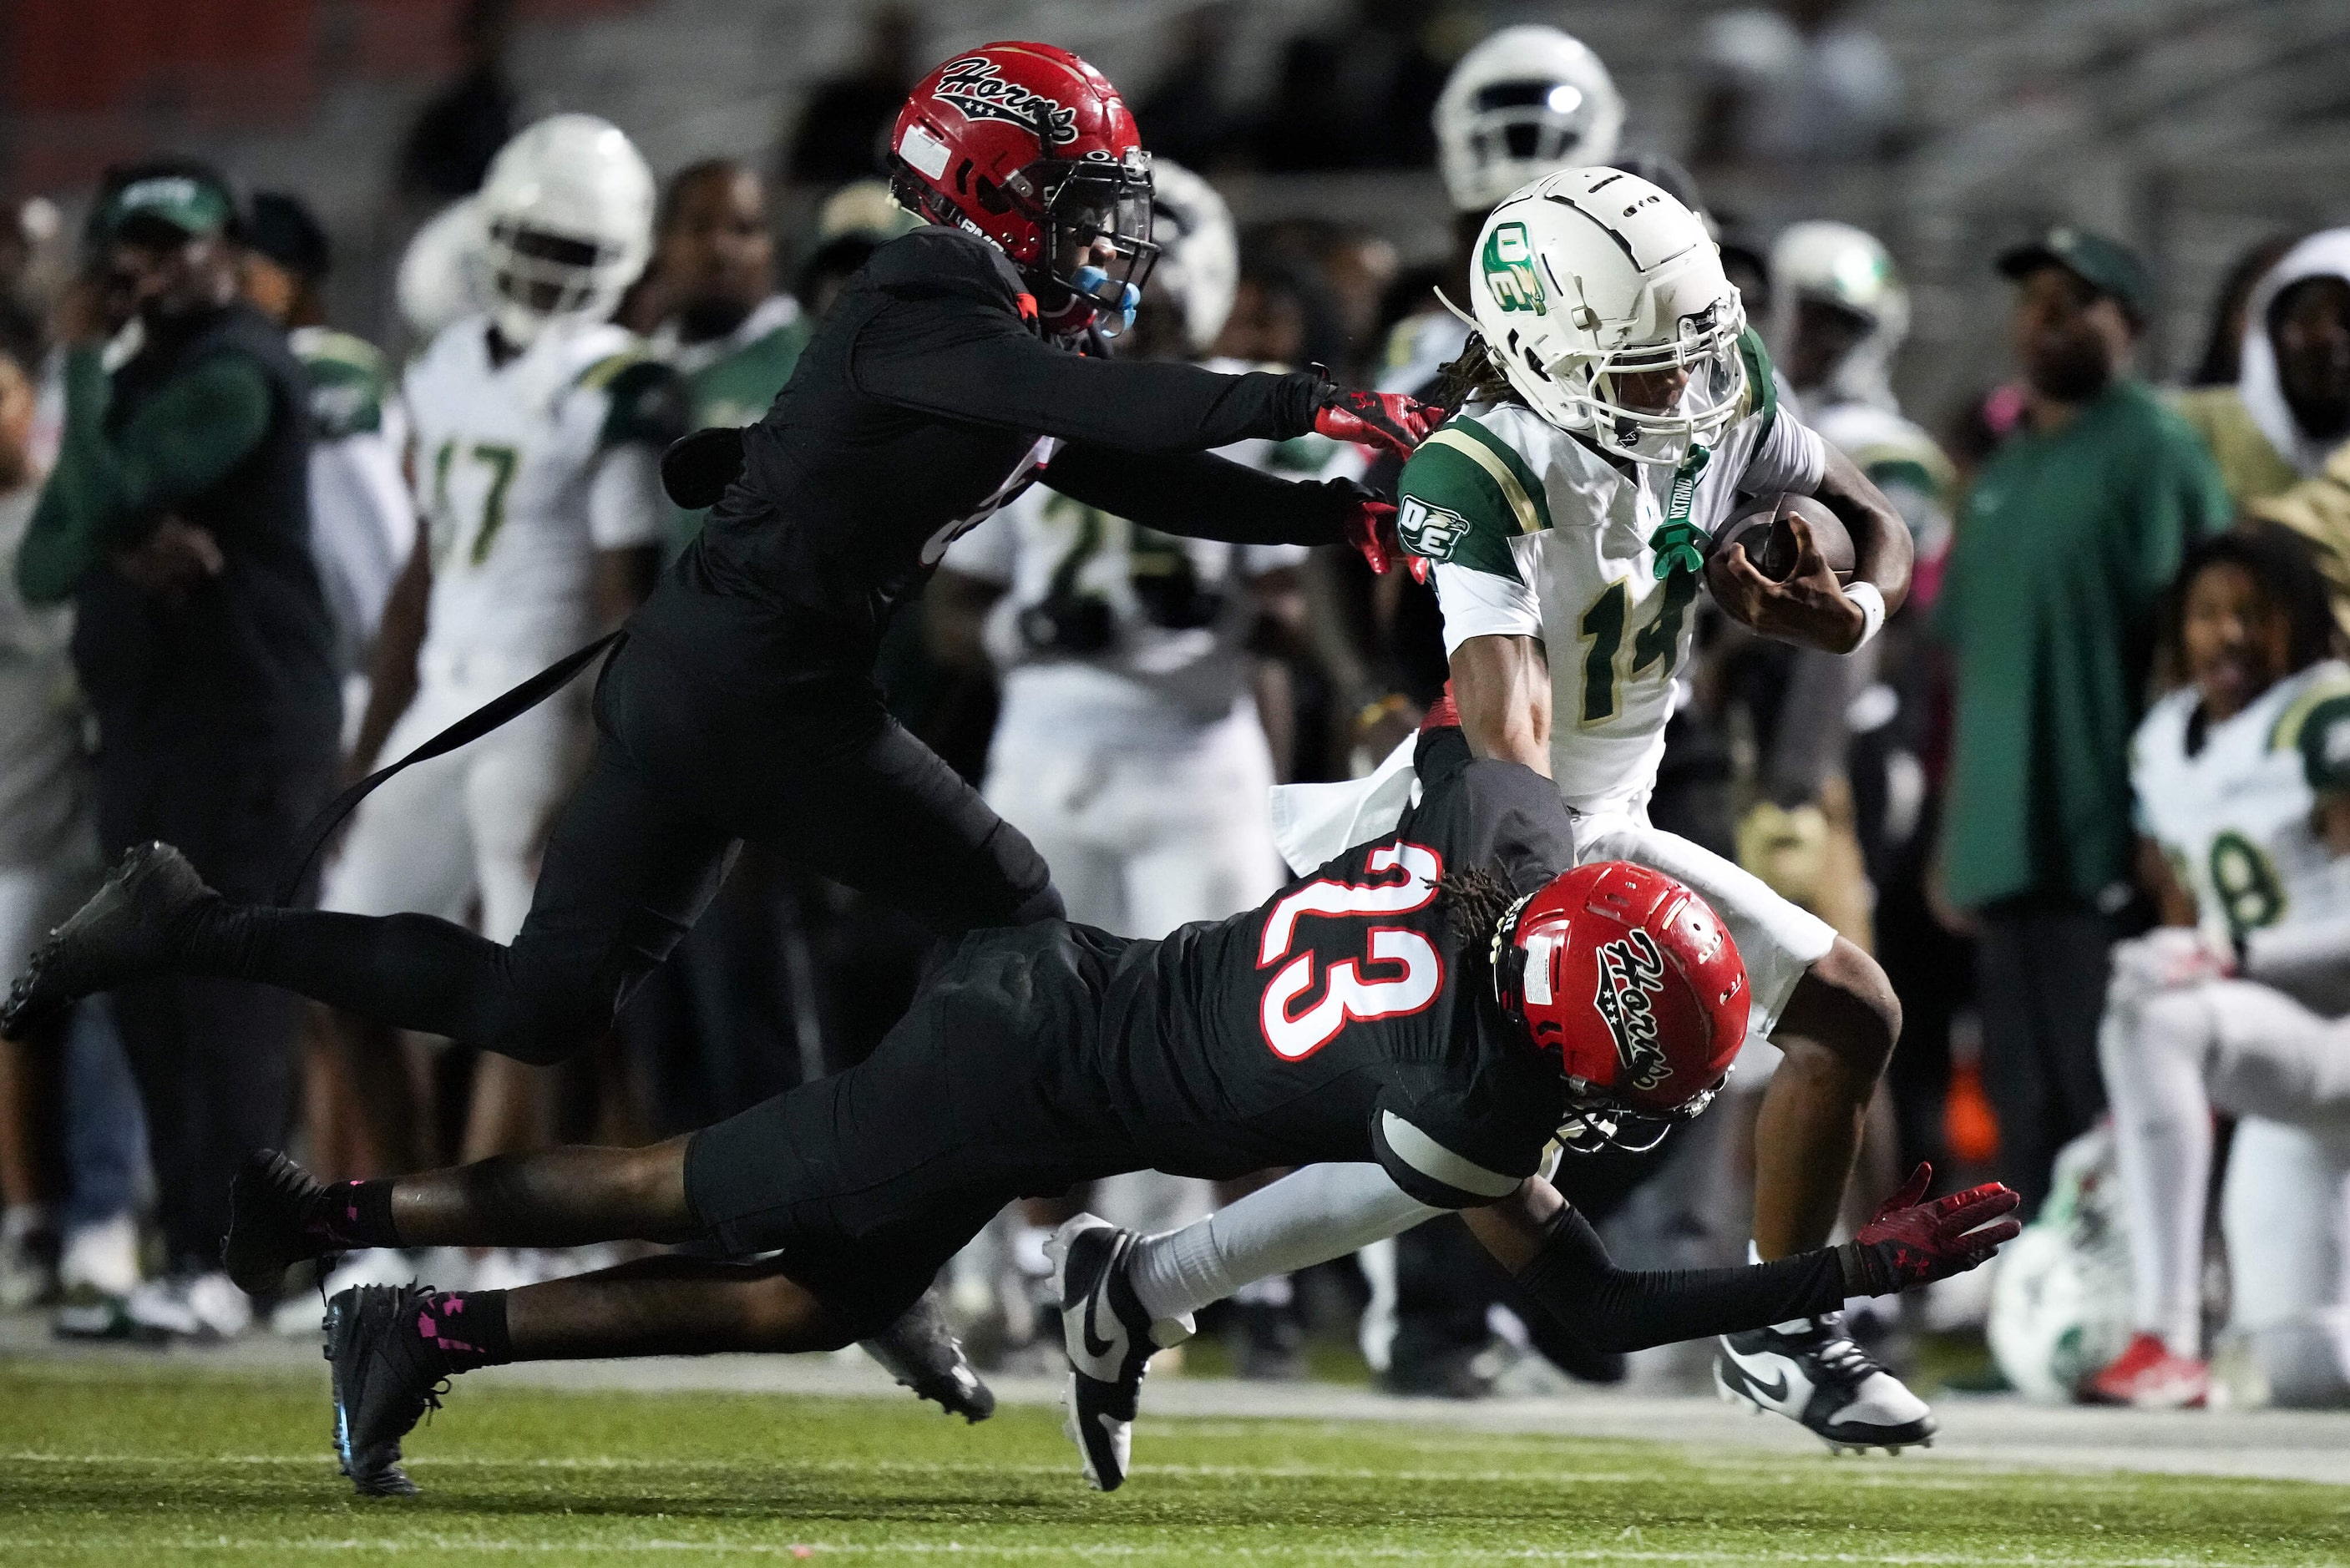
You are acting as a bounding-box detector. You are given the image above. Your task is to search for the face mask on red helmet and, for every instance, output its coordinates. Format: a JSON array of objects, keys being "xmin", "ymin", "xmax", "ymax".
[
  {"xmin": 1491, "ymin": 861, "xmax": 1750, "ymax": 1154},
  {"xmin": 889, "ymin": 42, "xmax": 1159, "ymax": 337}
]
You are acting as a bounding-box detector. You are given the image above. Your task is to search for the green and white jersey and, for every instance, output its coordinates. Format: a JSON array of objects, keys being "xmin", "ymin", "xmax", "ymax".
[
  {"xmin": 2132, "ymin": 660, "xmax": 2350, "ymax": 943},
  {"xmin": 291, "ymin": 326, "xmax": 416, "ymax": 675},
  {"xmin": 1396, "ymin": 331, "xmax": 1826, "ymax": 814},
  {"xmin": 405, "ymin": 316, "xmax": 682, "ymax": 680},
  {"xmin": 1807, "ymin": 397, "xmax": 1955, "ymax": 558},
  {"xmin": 651, "ymin": 295, "xmax": 810, "ymax": 557}
]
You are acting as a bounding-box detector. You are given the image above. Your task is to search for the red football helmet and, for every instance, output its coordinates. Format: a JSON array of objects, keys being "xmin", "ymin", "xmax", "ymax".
[
  {"xmin": 1493, "ymin": 861, "xmax": 1750, "ymax": 1153},
  {"xmin": 889, "ymin": 42, "xmax": 1157, "ymax": 331}
]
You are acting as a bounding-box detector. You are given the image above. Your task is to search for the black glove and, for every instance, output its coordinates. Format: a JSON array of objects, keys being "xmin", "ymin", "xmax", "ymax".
[{"xmin": 661, "ymin": 427, "xmax": 747, "ymax": 509}]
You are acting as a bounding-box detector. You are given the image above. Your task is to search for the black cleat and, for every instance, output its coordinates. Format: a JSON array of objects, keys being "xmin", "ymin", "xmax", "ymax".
[
  {"xmin": 3, "ymin": 842, "xmax": 215, "ymax": 1039},
  {"xmin": 223, "ymin": 1149, "xmax": 336, "ymax": 1296},
  {"xmin": 1047, "ymin": 1214, "xmax": 1193, "ymax": 1492},
  {"xmin": 326, "ymin": 1283, "xmax": 448, "ymax": 1497},
  {"xmin": 860, "ymin": 1286, "xmax": 996, "ymax": 1423},
  {"xmin": 1715, "ymin": 1314, "xmax": 1937, "ymax": 1452}
]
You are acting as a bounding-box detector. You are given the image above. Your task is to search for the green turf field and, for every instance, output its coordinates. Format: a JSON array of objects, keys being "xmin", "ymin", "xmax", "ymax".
[{"xmin": 5, "ymin": 1363, "xmax": 2348, "ymax": 1565}]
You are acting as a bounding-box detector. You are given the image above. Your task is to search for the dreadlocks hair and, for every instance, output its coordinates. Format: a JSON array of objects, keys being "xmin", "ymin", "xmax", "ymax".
[
  {"xmin": 1430, "ymin": 330, "xmax": 1522, "ymax": 415},
  {"xmin": 2163, "ymin": 523, "xmax": 2340, "ymax": 680},
  {"xmin": 1437, "ymin": 864, "xmax": 1522, "ymax": 973}
]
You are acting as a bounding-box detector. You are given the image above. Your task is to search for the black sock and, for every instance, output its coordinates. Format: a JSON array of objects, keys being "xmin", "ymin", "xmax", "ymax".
[
  {"xmin": 417, "ymin": 1288, "xmax": 513, "ymax": 1373},
  {"xmin": 313, "ymin": 1179, "xmax": 400, "ymax": 1251}
]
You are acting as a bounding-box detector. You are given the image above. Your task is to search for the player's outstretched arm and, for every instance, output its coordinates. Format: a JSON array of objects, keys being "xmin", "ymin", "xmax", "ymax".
[
  {"xmin": 1043, "ymin": 444, "xmax": 1394, "ymax": 563},
  {"xmin": 1461, "ymin": 1165, "xmax": 2018, "ymax": 1353}
]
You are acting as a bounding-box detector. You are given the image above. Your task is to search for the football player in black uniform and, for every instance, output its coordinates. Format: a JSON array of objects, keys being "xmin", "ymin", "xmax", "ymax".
[
  {"xmin": 3, "ymin": 41, "xmax": 1435, "ymax": 1064},
  {"xmin": 219, "ymin": 716, "xmax": 2017, "ymax": 1495}
]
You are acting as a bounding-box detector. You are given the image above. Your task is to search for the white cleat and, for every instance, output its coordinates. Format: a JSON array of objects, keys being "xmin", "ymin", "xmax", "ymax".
[
  {"xmin": 1046, "ymin": 1213, "xmax": 1192, "ymax": 1492},
  {"xmin": 1715, "ymin": 1314, "xmax": 1935, "ymax": 1452}
]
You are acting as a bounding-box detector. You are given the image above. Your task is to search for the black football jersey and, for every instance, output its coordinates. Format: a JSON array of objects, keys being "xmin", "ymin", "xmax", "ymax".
[
  {"xmin": 1096, "ymin": 727, "xmax": 1575, "ymax": 1207},
  {"xmin": 639, "ymin": 226, "xmax": 1340, "ymax": 677}
]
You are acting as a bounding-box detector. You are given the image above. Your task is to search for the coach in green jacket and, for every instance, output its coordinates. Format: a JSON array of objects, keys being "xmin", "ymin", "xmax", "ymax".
[
  {"xmin": 17, "ymin": 161, "xmax": 338, "ymax": 1331},
  {"xmin": 1934, "ymin": 226, "xmax": 2231, "ymax": 1217}
]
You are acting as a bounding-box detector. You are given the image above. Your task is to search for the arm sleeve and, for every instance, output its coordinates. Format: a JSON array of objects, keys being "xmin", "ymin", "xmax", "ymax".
[
  {"xmin": 585, "ymin": 443, "xmax": 669, "ymax": 551},
  {"xmin": 849, "ymin": 293, "xmax": 1323, "ymax": 453},
  {"xmin": 1738, "ymin": 408, "xmax": 1830, "ymax": 498},
  {"xmin": 1372, "ymin": 1106, "xmax": 1527, "ymax": 1209},
  {"xmin": 1512, "ymin": 1203, "xmax": 1848, "ymax": 1353},
  {"xmin": 1041, "ymin": 443, "xmax": 1359, "ymax": 548},
  {"xmin": 17, "ymin": 349, "xmax": 273, "ymax": 603}
]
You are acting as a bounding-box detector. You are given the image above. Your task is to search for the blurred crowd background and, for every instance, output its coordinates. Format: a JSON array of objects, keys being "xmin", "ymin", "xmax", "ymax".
[{"xmin": 7, "ymin": 0, "xmax": 2350, "ymax": 1408}]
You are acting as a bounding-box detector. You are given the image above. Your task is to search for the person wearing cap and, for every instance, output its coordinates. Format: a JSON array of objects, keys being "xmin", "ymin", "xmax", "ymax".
[
  {"xmin": 1933, "ymin": 225, "xmax": 2231, "ymax": 1217},
  {"xmin": 15, "ymin": 158, "xmax": 340, "ymax": 1337}
]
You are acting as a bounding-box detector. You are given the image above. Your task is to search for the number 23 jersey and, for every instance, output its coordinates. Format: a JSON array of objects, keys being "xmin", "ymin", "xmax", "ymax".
[
  {"xmin": 404, "ymin": 316, "xmax": 679, "ymax": 678},
  {"xmin": 1098, "ymin": 726, "xmax": 1574, "ymax": 1208},
  {"xmin": 2132, "ymin": 658, "xmax": 2350, "ymax": 942},
  {"xmin": 1393, "ymin": 332, "xmax": 1826, "ymax": 816}
]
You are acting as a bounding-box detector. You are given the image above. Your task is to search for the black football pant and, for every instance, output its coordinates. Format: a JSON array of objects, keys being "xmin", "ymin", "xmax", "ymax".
[
  {"xmin": 1973, "ymin": 896, "xmax": 2114, "ymax": 1220},
  {"xmin": 186, "ymin": 636, "xmax": 1060, "ymax": 1066},
  {"xmin": 99, "ymin": 731, "xmax": 334, "ymax": 1275}
]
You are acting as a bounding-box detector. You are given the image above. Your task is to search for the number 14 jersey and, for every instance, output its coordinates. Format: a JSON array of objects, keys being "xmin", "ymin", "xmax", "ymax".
[{"xmin": 1096, "ymin": 727, "xmax": 1573, "ymax": 1209}]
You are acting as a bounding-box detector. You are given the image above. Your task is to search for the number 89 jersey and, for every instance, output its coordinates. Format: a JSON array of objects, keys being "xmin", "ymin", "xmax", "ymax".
[
  {"xmin": 1395, "ymin": 337, "xmax": 1825, "ymax": 816},
  {"xmin": 2131, "ymin": 659, "xmax": 2350, "ymax": 943},
  {"xmin": 404, "ymin": 316, "xmax": 676, "ymax": 680}
]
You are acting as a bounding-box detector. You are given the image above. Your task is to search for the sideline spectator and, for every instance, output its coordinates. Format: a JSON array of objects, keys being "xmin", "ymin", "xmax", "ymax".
[
  {"xmin": 781, "ymin": 7, "xmax": 920, "ymax": 190},
  {"xmin": 17, "ymin": 162, "xmax": 342, "ymax": 1335},
  {"xmin": 1694, "ymin": 0, "xmax": 1903, "ymax": 172},
  {"xmin": 2176, "ymin": 230, "xmax": 2350, "ymax": 511},
  {"xmin": 1136, "ymin": 6, "xmax": 1248, "ymax": 173},
  {"xmin": 1933, "ymin": 226, "xmax": 2231, "ymax": 1216},
  {"xmin": 396, "ymin": 0, "xmax": 521, "ymax": 201},
  {"xmin": 2185, "ymin": 233, "xmax": 2302, "ymax": 390}
]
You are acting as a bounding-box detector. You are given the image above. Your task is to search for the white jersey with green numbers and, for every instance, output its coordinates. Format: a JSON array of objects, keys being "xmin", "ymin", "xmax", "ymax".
[
  {"xmin": 2132, "ymin": 659, "xmax": 2350, "ymax": 944},
  {"xmin": 404, "ymin": 316, "xmax": 677, "ymax": 682},
  {"xmin": 1395, "ymin": 332, "xmax": 1828, "ymax": 815}
]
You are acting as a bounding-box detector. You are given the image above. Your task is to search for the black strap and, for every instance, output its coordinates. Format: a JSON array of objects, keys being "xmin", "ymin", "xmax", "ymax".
[{"xmin": 278, "ymin": 631, "xmax": 622, "ymax": 904}]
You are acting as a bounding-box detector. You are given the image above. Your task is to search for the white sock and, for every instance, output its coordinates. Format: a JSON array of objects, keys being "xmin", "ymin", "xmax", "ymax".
[
  {"xmin": 2103, "ymin": 991, "xmax": 2214, "ymax": 1358},
  {"xmin": 1127, "ymin": 1163, "xmax": 1441, "ymax": 1324}
]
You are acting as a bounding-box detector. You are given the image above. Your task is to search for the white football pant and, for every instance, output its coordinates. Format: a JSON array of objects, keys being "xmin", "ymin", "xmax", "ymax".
[{"xmin": 322, "ymin": 678, "xmax": 586, "ymax": 943}]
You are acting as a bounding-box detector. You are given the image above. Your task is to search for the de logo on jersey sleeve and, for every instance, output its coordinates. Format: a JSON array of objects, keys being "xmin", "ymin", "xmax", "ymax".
[{"xmin": 1398, "ymin": 495, "xmax": 1471, "ymax": 564}]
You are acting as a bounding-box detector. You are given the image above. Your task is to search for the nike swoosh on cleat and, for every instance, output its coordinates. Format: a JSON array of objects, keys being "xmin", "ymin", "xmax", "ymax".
[
  {"xmin": 1081, "ymin": 1277, "xmax": 1117, "ymax": 1363},
  {"xmin": 1733, "ymin": 1362, "xmax": 1790, "ymax": 1404}
]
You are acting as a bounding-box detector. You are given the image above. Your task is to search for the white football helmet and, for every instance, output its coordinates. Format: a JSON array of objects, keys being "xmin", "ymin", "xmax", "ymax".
[
  {"xmin": 1460, "ymin": 166, "xmax": 1746, "ymax": 467},
  {"xmin": 396, "ymin": 197, "xmax": 489, "ymax": 341},
  {"xmin": 1143, "ymin": 159, "xmax": 1238, "ymax": 357},
  {"xmin": 1770, "ymin": 220, "xmax": 1909, "ymax": 408},
  {"xmin": 476, "ymin": 114, "xmax": 655, "ymax": 347},
  {"xmin": 1434, "ymin": 26, "xmax": 1625, "ymax": 216}
]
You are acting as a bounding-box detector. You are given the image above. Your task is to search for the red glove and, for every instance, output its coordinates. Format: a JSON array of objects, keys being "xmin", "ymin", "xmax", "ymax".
[
  {"xmin": 1315, "ymin": 387, "xmax": 1443, "ymax": 459},
  {"xmin": 1343, "ymin": 497, "xmax": 1401, "ymax": 574},
  {"xmin": 1841, "ymin": 1163, "xmax": 2021, "ymax": 1295}
]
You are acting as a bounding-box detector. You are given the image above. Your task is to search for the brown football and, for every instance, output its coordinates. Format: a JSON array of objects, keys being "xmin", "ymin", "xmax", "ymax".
[{"xmin": 1705, "ymin": 493, "xmax": 1856, "ymax": 587}]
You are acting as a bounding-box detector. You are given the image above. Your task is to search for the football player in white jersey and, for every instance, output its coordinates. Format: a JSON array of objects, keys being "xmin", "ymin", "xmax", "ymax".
[
  {"xmin": 318, "ymin": 114, "xmax": 673, "ymax": 1191},
  {"xmin": 1051, "ymin": 169, "xmax": 1932, "ymax": 1482},
  {"xmin": 2094, "ymin": 529, "xmax": 2350, "ymax": 1408}
]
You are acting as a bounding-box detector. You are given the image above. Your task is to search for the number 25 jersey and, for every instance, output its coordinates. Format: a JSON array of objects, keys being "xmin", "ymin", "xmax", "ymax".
[{"xmin": 1098, "ymin": 726, "xmax": 1575, "ymax": 1208}]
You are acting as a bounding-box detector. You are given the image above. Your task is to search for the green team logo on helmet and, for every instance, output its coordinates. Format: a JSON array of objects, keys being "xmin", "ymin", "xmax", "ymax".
[{"xmin": 1482, "ymin": 222, "xmax": 1546, "ymax": 315}]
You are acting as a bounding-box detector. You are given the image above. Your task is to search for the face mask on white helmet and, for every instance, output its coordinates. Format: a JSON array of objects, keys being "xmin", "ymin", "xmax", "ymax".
[
  {"xmin": 1461, "ymin": 168, "xmax": 1747, "ymax": 468},
  {"xmin": 1434, "ymin": 26, "xmax": 1626, "ymax": 216},
  {"xmin": 476, "ymin": 114, "xmax": 655, "ymax": 349},
  {"xmin": 1769, "ymin": 220, "xmax": 1909, "ymax": 409},
  {"xmin": 1143, "ymin": 159, "xmax": 1238, "ymax": 357}
]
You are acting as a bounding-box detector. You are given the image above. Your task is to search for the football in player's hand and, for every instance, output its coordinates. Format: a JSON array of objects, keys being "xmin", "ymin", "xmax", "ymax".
[{"xmin": 1706, "ymin": 494, "xmax": 1855, "ymax": 590}]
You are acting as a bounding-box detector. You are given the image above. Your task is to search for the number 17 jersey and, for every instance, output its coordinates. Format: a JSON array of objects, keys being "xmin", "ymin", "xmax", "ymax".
[
  {"xmin": 1096, "ymin": 727, "xmax": 1575, "ymax": 1208},
  {"xmin": 404, "ymin": 316, "xmax": 676, "ymax": 680}
]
